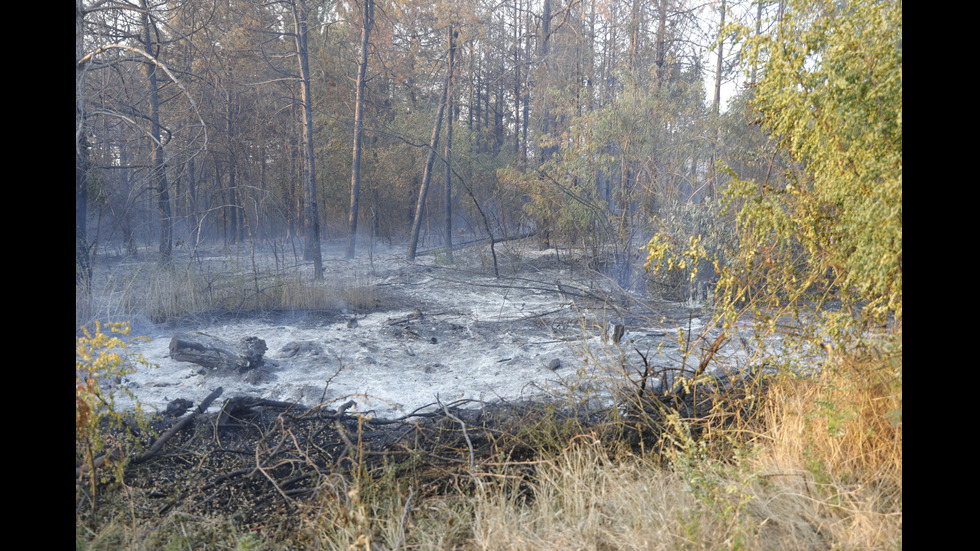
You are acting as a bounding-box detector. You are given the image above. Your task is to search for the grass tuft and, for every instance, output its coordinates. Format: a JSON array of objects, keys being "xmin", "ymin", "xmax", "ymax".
[{"xmin": 76, "ymin": 255, "xmax": 380, "ymax": 328}]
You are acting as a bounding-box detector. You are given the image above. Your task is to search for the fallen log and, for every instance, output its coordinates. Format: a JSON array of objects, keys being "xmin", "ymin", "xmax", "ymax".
[
  {"xmin": 77, "ymin": 388, "xmax": 225, "ymax": 477},
  {"xmin": 131, "ymin": 387, "xmax": 224, "ymax": 465}
]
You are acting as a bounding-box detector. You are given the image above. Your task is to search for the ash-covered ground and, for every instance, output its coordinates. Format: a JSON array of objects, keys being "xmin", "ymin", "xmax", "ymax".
[{"xmin": 106, "ymin": 238, "xmax": 747, "ymax": 420}]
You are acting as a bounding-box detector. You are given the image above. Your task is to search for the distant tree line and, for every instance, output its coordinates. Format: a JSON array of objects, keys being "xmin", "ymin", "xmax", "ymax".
[{"xmin": 75, "ymin": 0, "xmax": 798, "ymax": 284}]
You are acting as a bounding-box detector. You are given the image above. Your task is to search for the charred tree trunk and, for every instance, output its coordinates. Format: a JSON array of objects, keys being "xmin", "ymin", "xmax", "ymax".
[
  {"xmin": 291, "ymin": 0, "xmax": 323, "ymax": 279},
  {"xmin": 536, "ymin": 0, "xmax": 554, "ymax": 250},
  {"xmin": 225, "ymin": 79, "xmax": 243, "ymax": 244},
  {"xmin": 169, "ymin": 333, "xmax": 268, "ymax": 372},
  {"xmin": 655, "ymin": 1, "xmax": 668, "ymax": 83},
  {"xmin": 443, "ymin": 25, "xmax": 457, "ymax": 263},
  {"xmin": 708, "ymin": 0, "xmax": 726, "ymax": 201},
  {"xmin": 347, "ymin": 0, "xmax": 374, "ymax": 259},
  {"xmin": 713, "ymin": 0, "xmax": 726, "ymax": 115},
  {"xmin": 512, "ymin": 0, "xmax": 523, "ymax": 157},
  {"xmin": 76, "ymin": 1, "xmax": 92, "ymax": 291},
  {"xmin": 76, "ymin": 119, "xmax": 91, "ymax": 288},
  {"xmin": 406, "ymin": 50, "xmax": 451, "ymax": 261},
  {"xmin": 140, "ymin": 1, "xmax": 173, "ymax": 264}
]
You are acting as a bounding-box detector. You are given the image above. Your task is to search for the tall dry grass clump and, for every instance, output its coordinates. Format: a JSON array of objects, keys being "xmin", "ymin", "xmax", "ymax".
[
  {"xmin": 470, "ymin": 438, "xmax": 695, "ymax": 551},
  {"xmin": 460, "ymin": 345, "xmax": 902, "ymax": 550},
  {"xmin": 468, "ymin": 430, "xmax": 773, "ymax": 551},
  {"xmin": 765, "ymin": 348, "xmax": 902, "ymax": 487},
  {"xmin": 77, "ymin": 253, "xmax": 380, "ymax": 328},
  {"xmin": 749, "ymin": 342, "xmax": 903, "ymax": 549}
]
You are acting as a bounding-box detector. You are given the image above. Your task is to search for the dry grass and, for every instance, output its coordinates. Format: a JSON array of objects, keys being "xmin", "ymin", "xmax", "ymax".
[
  {"xmin": 470, "ymin": 440, "xmax": 694, "ymax": 551},
  {"xmin": 462, "ymin": 352, "xmax": 901, "ymax": 550},
  {"xmin": 76, "ymin": 347, "xmax": 901, "ymax": 551},
  {"xmin": 747, "ymin": 345, "xmax": 903, "ymax": 550},
  {"xmin": 453, "ymin": 327, "xmax": 902, "ymax": 551},
  {"xmin": 76, "ymin": 255, "xmax": 380, "ymax": 329}
]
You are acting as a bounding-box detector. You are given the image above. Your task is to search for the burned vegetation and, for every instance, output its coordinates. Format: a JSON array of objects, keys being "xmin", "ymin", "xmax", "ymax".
[{"xmin": 79, "ymin": 363, "xmax": 770, "ymax": 540}]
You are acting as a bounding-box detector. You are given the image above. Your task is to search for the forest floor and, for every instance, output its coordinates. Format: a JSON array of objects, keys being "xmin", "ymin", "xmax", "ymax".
[
  {"xmin": 79, "ymin": 237, "xmax": 854, "ymax": 549},
  {"xmin": 114, "ymin": 236, "xmax": 742, "ymax": 421}
]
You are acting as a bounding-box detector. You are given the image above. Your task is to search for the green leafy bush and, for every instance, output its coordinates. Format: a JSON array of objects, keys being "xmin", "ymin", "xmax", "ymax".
[
  {"xmin": 724, "ymin": 0, "xmax": 902, "ymax": 336},
  {"xmin": 643, "ymin": 197, "xmax": 736, "ymax": 302}
]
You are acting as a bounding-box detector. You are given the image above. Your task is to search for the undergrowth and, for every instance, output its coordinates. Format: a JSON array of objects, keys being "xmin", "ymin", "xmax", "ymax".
[
  {"xmin": 76, "ymin": 321, "xmax": 156, "ymax": 509},
  {"xmin": 75, "ymin": 237, "xmax": 900, "ymax": 551},
  {"xmin": 75, "ymin": 328, "xmax": 901, "ymax": 550},
  {"xmin": 76, "ymin": 252, "xmax": 380, "ymax": 329}
]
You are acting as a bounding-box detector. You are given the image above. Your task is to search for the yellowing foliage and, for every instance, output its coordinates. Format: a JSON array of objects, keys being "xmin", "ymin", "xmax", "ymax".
[
  {"xmin": 733, "ymin": 0, "xmax": 902, "ymax": 331},
  {"xmin": 646, "ymin": 0, "xmax": 902, "ymax": 346},
  {"xmin": 76, "ymin": 321, "xmax": 154, "ymax": 494}
]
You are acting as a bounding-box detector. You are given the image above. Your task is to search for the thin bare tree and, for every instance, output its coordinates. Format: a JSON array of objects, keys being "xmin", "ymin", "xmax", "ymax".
[
  {"xmin": 288, "ymin": 0, "xmax": 323, "ymax": 279},
  {"xmin": 406, "ymin": 32, "xmax": 452, "ymax": 261},
  {"xmin": 346, "ymin": 0, "xmax": 374, "ymax": 259},
  {"xmin": 443, "ymin": 24, "xmax": 457, "ymax": 263}
]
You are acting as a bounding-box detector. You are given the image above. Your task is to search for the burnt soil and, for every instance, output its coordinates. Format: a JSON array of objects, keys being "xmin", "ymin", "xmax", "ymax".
[{"xmin": 77, "ymin": 373, "xmax": 766, "ymax": 540}]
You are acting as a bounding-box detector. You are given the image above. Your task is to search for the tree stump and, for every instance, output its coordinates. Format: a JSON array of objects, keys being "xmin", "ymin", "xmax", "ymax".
[{"xmin": 169, "ymin": 332, "xmax": 268, "ymax": 372}]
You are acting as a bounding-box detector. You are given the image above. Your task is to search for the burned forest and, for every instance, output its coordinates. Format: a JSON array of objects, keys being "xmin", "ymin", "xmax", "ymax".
[{"xmin": 76, "ymin": 1, "xmax": 902, "ymax": 549}]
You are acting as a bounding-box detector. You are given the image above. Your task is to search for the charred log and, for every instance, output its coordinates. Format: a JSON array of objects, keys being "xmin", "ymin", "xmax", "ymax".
[{"xmin": 169, "ymin": 332, "xmax": 268, "ymax": 372}]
